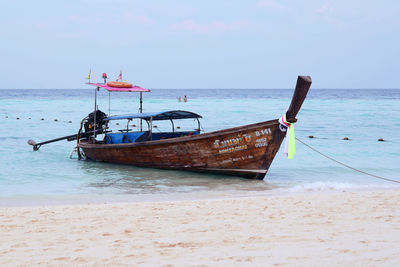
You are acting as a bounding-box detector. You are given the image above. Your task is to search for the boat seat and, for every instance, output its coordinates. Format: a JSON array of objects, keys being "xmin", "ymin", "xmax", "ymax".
[{"xmin": 104, "ymin": 132, "xmax": 148, "ymax": 144}]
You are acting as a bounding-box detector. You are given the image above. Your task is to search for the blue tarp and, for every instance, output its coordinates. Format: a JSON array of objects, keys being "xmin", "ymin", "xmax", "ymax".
[
  {"xmin": 104, "ymin": 110, "xmax": 202, "ymax": 121},
  {"xmin": 104, "ymin": 131, "xmax": 200, "ymax": 144},
  {"xmin": 105, "ymin": 132, "xmax": 146, "ymax": 144}
]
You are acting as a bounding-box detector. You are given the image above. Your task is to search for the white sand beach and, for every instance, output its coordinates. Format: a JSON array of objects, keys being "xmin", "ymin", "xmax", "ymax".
[{"xmin": 1, "ymin": 190, "xmax": 399, "ymax": 266}]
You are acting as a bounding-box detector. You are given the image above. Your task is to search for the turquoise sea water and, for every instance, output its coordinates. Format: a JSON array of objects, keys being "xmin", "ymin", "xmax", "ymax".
[{"xmin": 1, "ymin": 89, "xmax": 399, "ymax": 205}]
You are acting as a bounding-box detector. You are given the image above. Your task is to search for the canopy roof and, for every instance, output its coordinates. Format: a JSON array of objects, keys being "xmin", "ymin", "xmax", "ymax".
[
  {"xmin": 87, "ymin": 82, "xmax": 150, "ymax": 92},
  {"xmin": 105, "ymin": 110, "xmax": 202, "ymax": 121}
]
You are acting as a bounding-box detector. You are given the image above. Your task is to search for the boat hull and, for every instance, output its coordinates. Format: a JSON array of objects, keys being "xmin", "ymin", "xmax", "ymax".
[{"xmin": 79, "ymin": 119, "xmax": 286, "ymax": 179}]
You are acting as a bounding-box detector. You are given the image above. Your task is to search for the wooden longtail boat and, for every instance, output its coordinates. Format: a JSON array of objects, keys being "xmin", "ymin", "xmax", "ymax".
[{"xmin": 76, "ymin": 76, "xmax": 312, "ymax": 179}]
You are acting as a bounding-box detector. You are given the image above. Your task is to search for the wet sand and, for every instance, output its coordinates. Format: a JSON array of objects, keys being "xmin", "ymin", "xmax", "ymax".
[{"xmin": 1, "ymin": 190, "xmax": 399, "ymax": 266}]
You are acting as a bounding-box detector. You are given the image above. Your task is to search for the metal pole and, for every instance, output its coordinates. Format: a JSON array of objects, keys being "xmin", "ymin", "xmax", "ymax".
[
  {"xmin": 149, "ymin": 117, "xmax": 153, "ymax": 140},
  {"xmin": 94, "ymin": 87, "xmax": 98, "ymax": 139},
  {"xmin": 140, "ymin": 92, "xmax": 143, "ymax": 113},
  {"xmin": 196, "ymin": 118, "xmax": 200, "ymax": 132},
  {"xmin": 140, "ymin": 92, "xmax": 143, "ymax": 131}
]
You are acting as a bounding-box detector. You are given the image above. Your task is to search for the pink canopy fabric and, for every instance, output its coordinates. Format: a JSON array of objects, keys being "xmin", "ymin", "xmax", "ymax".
[{"xmin": 87, "ymin": 83, "xmax": 150, "ymax": 92}]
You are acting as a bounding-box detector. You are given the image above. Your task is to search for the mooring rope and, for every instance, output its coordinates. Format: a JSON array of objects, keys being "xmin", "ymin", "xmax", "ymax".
[{"xmin": 296, "ymin": 137, "xmax": 400, "ymax": 184}]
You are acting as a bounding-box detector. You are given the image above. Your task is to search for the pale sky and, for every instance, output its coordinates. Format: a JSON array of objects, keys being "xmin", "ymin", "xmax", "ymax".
[{"xmin": 1, "ymin": 0, "xmax": 399, "ymax": 89}]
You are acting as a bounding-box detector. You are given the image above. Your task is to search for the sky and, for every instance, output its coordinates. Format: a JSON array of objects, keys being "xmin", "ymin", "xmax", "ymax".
[{"xmin": 0, "ymin": 0, "xmax": 399, "ymax": 89}]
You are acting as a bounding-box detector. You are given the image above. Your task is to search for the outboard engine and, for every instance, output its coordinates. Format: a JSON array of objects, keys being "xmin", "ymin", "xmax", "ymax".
[{"xmin": 84, "ymin": 110, "xmax": 107, "ymax": 133}]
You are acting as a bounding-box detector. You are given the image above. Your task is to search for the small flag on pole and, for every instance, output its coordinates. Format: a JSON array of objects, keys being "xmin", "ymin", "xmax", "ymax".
[
  {"xmin": 86, "ymin": 69, "xmax": 91, "ymax": 81},
  {"xmin": 116, "ymin": 70, "xmax": 122, "ymax": 81}
]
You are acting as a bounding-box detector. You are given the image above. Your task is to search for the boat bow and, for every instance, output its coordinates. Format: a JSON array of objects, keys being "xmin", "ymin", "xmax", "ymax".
[{"xmin": 286, "ymin": 76, "xmax": 312, "ymax": 123}]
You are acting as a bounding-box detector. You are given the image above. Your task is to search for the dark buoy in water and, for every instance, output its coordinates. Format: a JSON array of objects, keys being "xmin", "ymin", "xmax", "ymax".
[
  {"xmin": 378, "ymin": 138, "xmax": 385, "ymax": 142},
  {"xmin": 308, "ymin": 135, "xmax": 314, "ymax": 139},
  {"xmin": 343, "ymin": 137, "xmax": 349, "ymax": 140},
  {"xmin": 54, "ymin": 119, "xmax": 58, "ymax": 122},
  {"xmin": 116, "ymin": 123, "xmax": 119, "ymax": 125},
  {"xmin": 68, "ymin": 121, "xmax": 72, "ymax": 123},
  {"xmin": 16, "ymin": 117, "xmax": 20, "ymax": 120},
  {"xmin": 5, "ymin": 116, "xmax": 8, "ymax": 118},
  {"xmin": 29, "ymin": 118, "xmax": 31, "ymax": 119},
  {"xmin": 41, "ymin": 118, "xmax": 44, "ymax": 120}
]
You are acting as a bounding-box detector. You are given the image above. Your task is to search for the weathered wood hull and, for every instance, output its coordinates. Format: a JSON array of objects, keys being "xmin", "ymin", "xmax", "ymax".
[
  {"xmin": 79, "ymin": 119, "xmax": 286, "ymax": 179},
  {"xmin": 79, "ymin": 75, "xmax": 312, "ymax": 179}
]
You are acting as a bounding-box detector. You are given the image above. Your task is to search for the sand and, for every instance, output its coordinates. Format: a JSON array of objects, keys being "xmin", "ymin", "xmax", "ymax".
[{"xmin": 1, "ymin": 190, "xmax": 399, "ymax": 266}]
